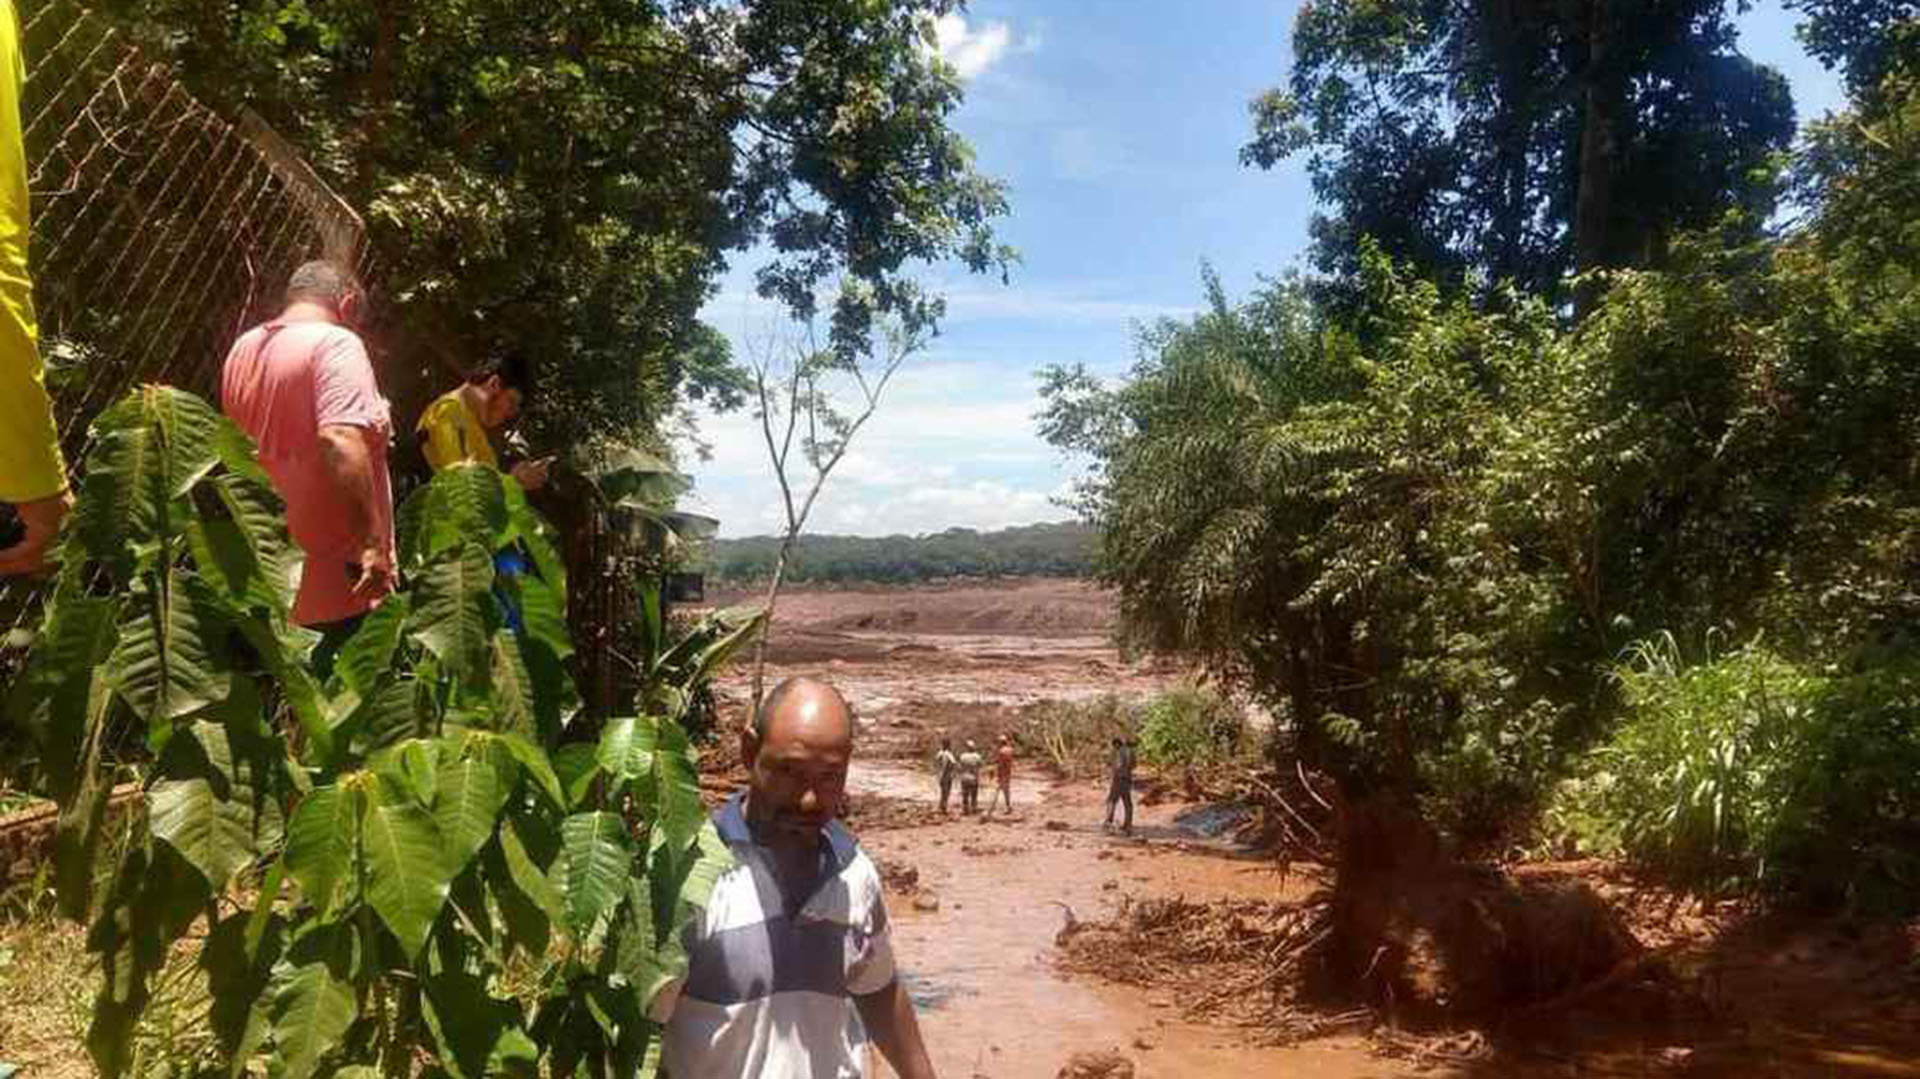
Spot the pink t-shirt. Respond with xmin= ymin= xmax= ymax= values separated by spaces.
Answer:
xmin=220 ymin=319 xmax=394 ymax=627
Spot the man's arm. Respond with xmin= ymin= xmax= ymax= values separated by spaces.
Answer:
xmin=854 ymin=978 xmax=936 ymax=1079
xmin=318 ymin=423 xmax=392 ymax=598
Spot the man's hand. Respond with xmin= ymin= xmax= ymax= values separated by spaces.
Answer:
xmin=509 ymin=457 xmax=552 ymax=491
xmin=0 ymin=489 xmax=73 ymax=576
xmin=351 ymin=541 xmax=395 ymax=601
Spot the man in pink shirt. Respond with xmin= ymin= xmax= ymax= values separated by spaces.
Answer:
xmin=221 ymin=261 xmax=394 ymax=668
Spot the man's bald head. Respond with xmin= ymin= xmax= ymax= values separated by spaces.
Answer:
xmin=743 ymin=677 xmax=855 ymax=845
xmin=751 ymin=677 xmax=855 ymax=747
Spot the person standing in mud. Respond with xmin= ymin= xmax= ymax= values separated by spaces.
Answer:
xmin=957 ymin=740 xmax=984 ymax=815
xmin=653 ymin=677 xmax=938 ymax=1079
xmin=933 ymin=736 xmax=960 ymax=815
xmin=1104 ymin=735 xmax=1136 ymax=834
xmin=990 ymin=734 xmax=1016 ymax=815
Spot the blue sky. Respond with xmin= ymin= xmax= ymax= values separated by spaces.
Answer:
xmin=685 ymin=1 xmax=1848 ymax=539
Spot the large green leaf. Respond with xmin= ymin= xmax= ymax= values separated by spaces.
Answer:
xmin=638 ymin=719 xmax=704 ymax=856
xmin=433 ymin=736 xmax=518 ymax=875
xmin=269 ymin=928 xmax=358 ymax=1079
xmin=209 ymin=469 xmax=298 ymax=612
xmin=409 ymin=543 xmax=496 ymax=685
xmin=146 ymin=384 xmax=223 ymax=498
xmin=490 ymin=632 xmax=538 ymax=736
xmin=331 ymin=591 xmax=412 ymax=695
xmin=15 ymin=590 xmax=127 ymax=921
xmin=658 ymin=606 xmax=768 ymax=692
xmin=597 ymin=716 xmax=657 ymax=782
xmin=210 ymin=409 xmax=276 ymax=490
xmin=360 ymin=784 xmax=455 ymax=959
xmin=201 ymin=912 xmax=283 ymax=1076
xmin=108 ymin=573 xmax=231 ymax=730
xmin=233 ymin=617 xmax=329 ymax=763
xmin=401 ymin=464 xmax=512 ymax=568
xmin=553 ymin=742 xmax=603 ymax=807
xmin=149 ymin=715 xmax=277 ymax=893
xmin=486 ymin=819 xmax=558 ymax=960
xmin=524 ymin=637 xmax=581 ymax=743
xmin=588 ymin=448 xmax=690 ymax=512
xmin=504 ymin=572 xmax=572 ymax=659
xmin=421 ymin=971 xmax=538 ymax=1079
xmin=284 ymin=785 xmax=359 ymax=915
xmin=86 ymin=841 xmax=208 ymax=1078
xmin=75 ymin=395 xmax=166 ymax=571
xmin=6 ymin=587 xmax=117 ymax=777
xmin=499 ymin=733 xmax=567 ymax=810
xmin=342 ymin=676 xmax=422 ymax=757
xmin=186 ymin=516 xmax=271 ymax=612
xmin=501 ymin=811 xmax=566 ymax=927
xmin=559 ymin=812 xmax=634 ymax=936
xmin=636 ymin=822 xmax=734 ymax=1015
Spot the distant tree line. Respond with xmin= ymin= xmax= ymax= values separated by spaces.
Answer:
xmin=706 ymin=522 xmax=1096 ymax=585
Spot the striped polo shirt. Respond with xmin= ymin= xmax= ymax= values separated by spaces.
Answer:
xmin=656 ymin=793 xmax=897 ymax=1079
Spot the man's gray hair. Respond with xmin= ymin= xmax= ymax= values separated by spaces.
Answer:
xmin=285 ymin=260 xmax=356 ymax=312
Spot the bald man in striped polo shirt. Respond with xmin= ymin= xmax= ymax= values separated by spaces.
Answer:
xmin=653 ymin=678 xmax=937 ymax=1079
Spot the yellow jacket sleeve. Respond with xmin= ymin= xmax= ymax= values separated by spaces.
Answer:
xmin=0 ymin=0 xmax=66 ymax=503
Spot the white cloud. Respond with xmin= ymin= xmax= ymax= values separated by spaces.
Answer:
xmin=934 ymin=14 xmax=1035 ymax=81
xmin=941 ymin=283 xmax=1197 ymax=327
xmin=678 ymin=358 xmax=1081 ymax=538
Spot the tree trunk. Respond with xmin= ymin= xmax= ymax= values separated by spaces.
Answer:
xmin=1572 ymin=0 xmax=1622 ymax=319
xmin=748 ymin=530 xmax=799 ymax=715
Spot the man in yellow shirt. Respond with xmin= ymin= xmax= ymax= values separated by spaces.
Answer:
xmin=416 ymin=356 xmax=548 ymax=490
xmin=0 ymin=0 xmax=70 ymax=575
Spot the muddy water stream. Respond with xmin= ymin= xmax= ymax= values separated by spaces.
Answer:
xmin=857 ymin=775 xmax=1399 ymax=1079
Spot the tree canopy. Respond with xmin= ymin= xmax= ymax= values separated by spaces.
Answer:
xmin=1045 ymin=10 xmax=1920 ymax=950
xmin=1245 ymin=0 xmax=1796 ymax=305
xmin=105 ymin=0 xmax=1015 ymax=445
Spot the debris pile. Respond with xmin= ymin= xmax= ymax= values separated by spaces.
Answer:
xmin=1057 ymin=894 xmax=1366 ymax=1043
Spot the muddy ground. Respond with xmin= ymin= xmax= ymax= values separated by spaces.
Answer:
xmin=712 ymin=580 xmax=1920 ymax=1079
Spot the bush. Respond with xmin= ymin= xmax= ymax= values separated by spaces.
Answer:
xmin=1017 ymin=686 xmax=1249 ymax=778
xmin=1547 ymin=635 xmax=1920 ymax=909
xmin=1135 ymin=685 xmax=1245 ymax=769
xmin=1019 ymin=695 xmax=1132 ymax=778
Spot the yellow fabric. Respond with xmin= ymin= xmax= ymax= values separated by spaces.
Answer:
xmin=0 ymin=0 xmax=66 ymax=503
xmin=417 ymin=387 xmax=497 ymax=471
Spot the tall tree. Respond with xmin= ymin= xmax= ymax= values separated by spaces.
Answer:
xmin=1245 ymin=0 xmax=1795 ymax=309
xmin=102 ymin=0 xmax=1014 ymax=444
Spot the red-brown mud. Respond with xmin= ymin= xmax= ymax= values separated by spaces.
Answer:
xmin=711 ymin=582 xmax=1920 ymax=1079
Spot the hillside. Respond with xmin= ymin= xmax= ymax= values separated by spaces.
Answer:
xmin=704 ymin=521 xmax=1097 ymax=585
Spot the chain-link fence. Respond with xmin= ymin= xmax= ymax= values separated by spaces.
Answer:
xmin=0 ymin=0 xmax=369 ymax=655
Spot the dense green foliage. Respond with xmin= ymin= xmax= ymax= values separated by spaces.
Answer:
xmin=1544 ymin=639 xmax=1920 ymax=909
xmin=102 ymin=0 xmax=1013 ymax=443
xmin=707 ymin=522 xmax=1096 ymax=584
xmin=1245 ymin=0 xmax=1795 ymax=303
xmin=1045 ymin=27 xmax=1920 ymax=908
xmin=1133 ymin=687 xmax=1247 ymax=772
xmin=1014 ymin=687 xmax=1249 ymax=779
xmin=8 ymin=388 xmax=765 ymax=1078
